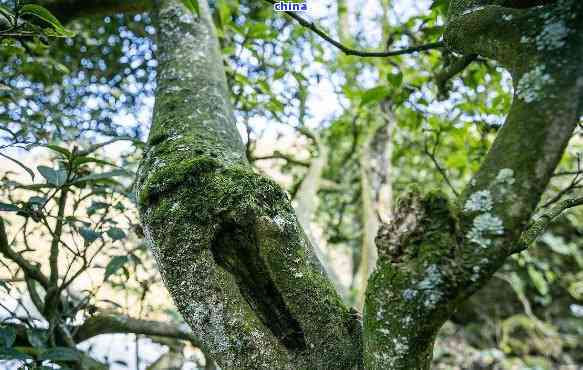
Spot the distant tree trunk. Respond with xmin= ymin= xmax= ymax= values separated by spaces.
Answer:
xmin=132 ymin=0 xmax=583 ymax=369
xmin=351 ymin=0 xmax=395 ymax=309
xmin=293 ymin=135 xmax=348 ymax=297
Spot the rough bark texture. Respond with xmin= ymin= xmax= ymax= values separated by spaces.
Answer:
xmin=130 ymin=0 xmax=583 ymax=369
xmin=136 ymin=1 xmax=361 ymax=368
xmin=362 ymin=1 xmax=583 ymax=368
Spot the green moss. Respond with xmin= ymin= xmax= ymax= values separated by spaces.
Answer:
xmin=138 ymin=156 xmax=221 ymax=207
xmin=138 ymin=154 xmax=362 ymax=368
xmin=363 ymin=190 xmax=464 ymax=369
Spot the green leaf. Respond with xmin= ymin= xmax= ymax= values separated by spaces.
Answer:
xmin=39 ymin=347 xmax=82 ymax=362
xmin=106 ymin=227 xmax=126 ymax=241
xmin=104 ymin=255 xmax=129 ymax=281
xmin=28 ymin=196 xmax=47 ymax=206
xmin=0 ymin=202 xmax=19 ymax=212
xmin=19 ymin=4 xmax=76 ymax=37
xmin=26 ymin=328 xmax=48 ymax=349
xmin=0 ymin=5 xmax=15 ymax=26
xmin=45 ymin=144 xmax=71 ymax=159
xmin=72 ymin=156 xmax=116 ymax=168
xmin=79 ymin=227 xmax=100 ymax=243
xmin=360 ymin=86 xmax=391 ymax=107
xmin=528 ymin=266 xmax=549 ymax=296
xmin=87 ymin=201 xmax=109 ymax=216
xmin=422 ymin=26 xmax=445 ymax=38
xmin=430 ymin=0 xmax=449 ymax=10
xmin=37 ymin=166 xmax=67 ymax=186
xmin=72 ymin=169 xmax=126 ymax=184
xmin=180 ymin=0 xmax=199 ymax=15
xmin=0 ymin=348 xmax=33 ymax=361
xmin=387 ymin=70 xmax=403 ymax=88
xmin=0 ymin=326 xmax=16 ymax=348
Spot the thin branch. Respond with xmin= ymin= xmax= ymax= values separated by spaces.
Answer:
xmin=517 ymin=196 xmax=583 ymax=251
xmin=74 ymin=314 xmax=201 ymax=347
xmin=0 ymin=216 xmax=49 ymax=289
xmin=251 ymin=151 xmax=310 ymax=167
xmin=48 ymin=187 xmax=69 ymax=289
xmin=542 ymin=154 xmax=582 ymax=208
xmin=434 ymin=54 xmax=478 ymax=99
xmin=263 ymin=0 xmax=444 ymax=58
xmin=77 ymin=136 xmax=141 ymax=156
xmin=423 ymin=131 xmax=460 ymax=197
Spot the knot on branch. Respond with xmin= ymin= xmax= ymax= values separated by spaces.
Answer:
xmin=376 ymin=193 xmax=425 ymax=263
xmin=376 ymin=191 xmax=455 ymax=264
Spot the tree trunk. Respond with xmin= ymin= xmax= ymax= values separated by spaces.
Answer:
xmin=136 ymin=1 xmax=361 ymax=368
xmin=363 ymin=1 xmax=583 ymax=368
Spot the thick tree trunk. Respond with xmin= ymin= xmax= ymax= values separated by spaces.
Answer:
xmin=136 ymin=1 xmax=361 ymax=368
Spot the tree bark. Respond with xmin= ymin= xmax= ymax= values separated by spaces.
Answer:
xmin=136 ymin=1 xmax=361 ymax=368
xmin=363 ymin=1 xmax=583 ymax=368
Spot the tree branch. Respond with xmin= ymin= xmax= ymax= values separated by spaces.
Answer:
xmin=517 ymin=195 xmax=583 ymax=251
xmin=250 ymin=151 xmax=310 ymax=167
xmin=34 ymin=0 xmax=153 ymax=23
xmin=434 ymin=54 xmax=478 ymax=99
xmin=262 ymin=0 xmax=444 ymax=58
xmin=0 ymin=216 xmax=49 ymax=289
xmin=74 ymin=314 xmax=201 ymax=346
xmin=11 ymin=313 xmax=201 ymax=348
xmin=136 ymin=1 xmax=361 ymax=368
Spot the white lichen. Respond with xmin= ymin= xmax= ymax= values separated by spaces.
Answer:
xmin=393 ymin=338 xmax=409 ymax=353
xmin=536 ymin=16 xmax=569 ymax=51
xmin=470 ymin=265 xmax=481 ymax=282
xmin=516 ymin=65 xmax=554 ymax=103
xmin=460 ymin=6 xmax=486 ymax=16
xmin=417 ymin=265 xmax=444 ymax=308
xmin=496 ymin=168 xmax=515 ymax=185
xmin=464 ymin=190 xmax=493 ymax=212
xmin=494 ymin=168 xmax=516 ymax=198
xmin=377 ymin=328 xmax=391 ymax=336
xmin=402 ymin=289 xmax=418 ymax=301
xmin=467 ymin=213 xmax=504 ymax=248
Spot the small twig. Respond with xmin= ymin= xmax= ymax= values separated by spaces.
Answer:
xmin=542 ymin=153 xmax=582 ymax=208
xmin=263 ymin=0 xmax=444 ymax=58
xmin=251 ymin=151 xmax=310 ymax=167
xmin=423 ymin=131 xmax=460 ymax=197
xmin=434 ymin=54 xmax=478 ymax=99
xmin=0 ymin=216 xmax=49 ymax=289
xmin=518 ymin=195 xmax=583 ymax=251
xmin=77 ymin=136 xmax=140 ymax=156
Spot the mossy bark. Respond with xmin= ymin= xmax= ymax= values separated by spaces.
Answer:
xmin=136 ymin=1 xmax=361 ymax=368
xmin=362 ymin=1 xmax=583 ymax=369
